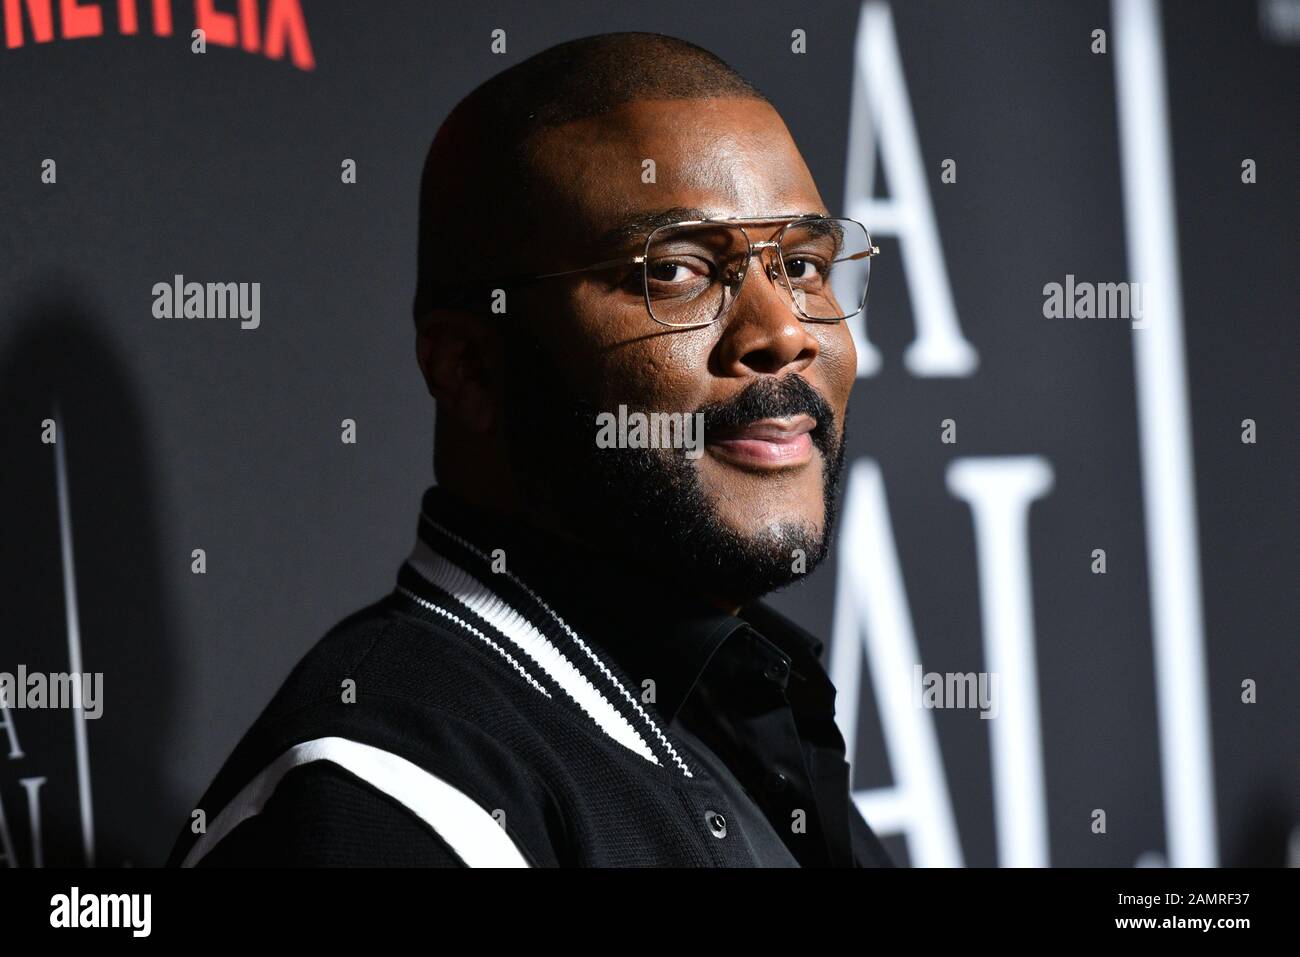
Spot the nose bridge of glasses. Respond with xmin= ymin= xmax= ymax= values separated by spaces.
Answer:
xmin=750 ymin=239 xmax=790 ymax=287
xmin=720 ymin=238 xmax=787 ymax=291
xmin=724 ymin=248 xmax=802 ymax=334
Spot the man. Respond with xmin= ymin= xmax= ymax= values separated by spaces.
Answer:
xmin=168 ymin=32 xmax=892 ymax=867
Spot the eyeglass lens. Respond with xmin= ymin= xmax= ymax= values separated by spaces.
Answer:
xmin=642 ymin=218 xmax=872 ymax=327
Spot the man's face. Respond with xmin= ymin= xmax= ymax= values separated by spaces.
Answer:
xmin=503 ymin=97 xmax=857 ymax=604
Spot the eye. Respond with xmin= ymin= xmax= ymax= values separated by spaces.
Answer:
xmin=649 ymin=262 xmax=690 ymax=282
xmin=783 ymin=257 xmax=823 ymax=281
xmin=645 ymin=256 xmax=714 ymax=287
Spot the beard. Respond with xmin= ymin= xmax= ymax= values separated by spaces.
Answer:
xmin=502 ymin=332 xmax=848 ymax=605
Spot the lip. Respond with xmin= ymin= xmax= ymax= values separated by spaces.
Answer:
xmin=706 ymin=415 xmax=817 ymax=471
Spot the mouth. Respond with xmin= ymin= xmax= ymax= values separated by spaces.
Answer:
xmin=705 ymin=414 xmax=817 ymax=471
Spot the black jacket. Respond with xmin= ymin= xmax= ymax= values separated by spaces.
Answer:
xmin=167 ymin=488 xmax=894 ymax=867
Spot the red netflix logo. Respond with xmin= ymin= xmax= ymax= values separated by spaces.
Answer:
xmin=3 ymin=0 xmax=315 ymax=70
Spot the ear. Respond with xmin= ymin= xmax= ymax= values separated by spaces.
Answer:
xmin=416 ymin=311 xmax=501 ymax=434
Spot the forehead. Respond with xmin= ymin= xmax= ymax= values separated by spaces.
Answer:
xmin=525 ymin=97 xmax=827 ymax=253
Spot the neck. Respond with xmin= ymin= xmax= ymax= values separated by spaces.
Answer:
xmin=429 ymin=485 xmax=745 ymax=617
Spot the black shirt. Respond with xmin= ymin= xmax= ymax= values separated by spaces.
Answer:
xmin=434 ymin=489 xmax=879 ymax=867
xmin=169 ymin=486 xmax=894 ymax=868
xmin=669 ymin=720 xmax=798 ymax=866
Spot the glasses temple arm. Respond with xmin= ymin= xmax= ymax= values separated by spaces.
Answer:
xmin=532 ymin=255 xmax=646 ymax=280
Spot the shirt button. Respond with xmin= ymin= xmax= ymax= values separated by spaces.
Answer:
xmin=704 ymin=810 xmax=727 ymax=839
xmin=763 ymin=770 xmax=789 ymax=793
xmin=763 ymin=659 xmax=789 ymax=684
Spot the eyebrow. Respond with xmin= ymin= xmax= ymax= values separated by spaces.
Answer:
xmin=593 ymin=206 xmax=711 ymax=250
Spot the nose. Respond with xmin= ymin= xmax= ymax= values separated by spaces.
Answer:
xmin=711 ymin=247 xmax=821 ymax=377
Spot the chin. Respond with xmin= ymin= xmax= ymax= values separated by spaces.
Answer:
xmin=702 ymin=517 xmax=829 ymax=598
xmin=719 ymin=508 xmax=825 ymax=544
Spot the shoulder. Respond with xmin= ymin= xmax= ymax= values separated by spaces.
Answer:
xmin=192 ymin=760 xmax=468 ymax=867
xmin=168 ymin=595 xmax=568 ymax=867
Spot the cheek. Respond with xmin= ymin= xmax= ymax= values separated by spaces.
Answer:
xmin=813 ymin=324 xmax=857 ymax=413
xmin=567 ymin=287 xmax=718 ymax=411
xmin=613 ymin=338 xmax=716 ymax=413
xmin=837 ymin=325 xmax=859 ymax=380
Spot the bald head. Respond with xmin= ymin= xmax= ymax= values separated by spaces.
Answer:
xmin=412 ymin=32 xmax=770 ymax=321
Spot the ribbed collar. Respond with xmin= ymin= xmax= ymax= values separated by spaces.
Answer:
xmin=410 ymin=485 xmax=825 ymax=725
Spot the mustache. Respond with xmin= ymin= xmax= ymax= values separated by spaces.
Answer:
xmin=695 ymin=375 xmax=838 ymax=457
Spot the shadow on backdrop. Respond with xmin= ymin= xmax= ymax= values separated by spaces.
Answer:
xmin=0 ymin=290 xmax=183 ymax=867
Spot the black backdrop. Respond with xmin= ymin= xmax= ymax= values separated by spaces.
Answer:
xmin=1 ymin=0 xmax=1295 ymax=868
